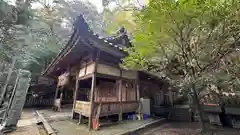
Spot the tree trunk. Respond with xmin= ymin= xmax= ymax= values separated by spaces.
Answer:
xmin=192 ymin=83 xmax=207 ymax=132
xmin=189 ymin=64 xmax=207 ymax=132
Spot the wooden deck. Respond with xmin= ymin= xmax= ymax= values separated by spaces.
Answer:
xmin=74 ymin=100 xmax=138 ymax=117
xmin=75 ymin=101 xmax=91 ymax=117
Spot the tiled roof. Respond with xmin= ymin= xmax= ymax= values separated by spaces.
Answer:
xmin=75 ymin=14 xmax=131 ymax=51
xmin=42 ymin=14 xmax=131 ymax=76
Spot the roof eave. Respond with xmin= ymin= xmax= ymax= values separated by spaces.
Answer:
xmin=41 ymin=28 xmax=78 ymax=76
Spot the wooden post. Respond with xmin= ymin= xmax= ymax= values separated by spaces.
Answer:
xmin=136 ymin=82 xmax=140 ymax=101
xmin=118 ymin=70 xmax=123 ymax=121
xmin=77 ymin=113 xmax=83 ymax=125
xmin=88 ymin=50 xmax=100 ymax=130
xmin=136 ymin=75 xmax=142 ymax=120
xmin=53 ymin=86 xmax=59 ymax=110
xmin=54 ymin=87 xmax=59 ymax=102
xmin=88 ymin=74 xmax=96 ymax=130
xmin=72 ymin=79 xmax=79 ymax=119
xmin=168 ymin=90 xmax=173 ymax=106
xmin=58 ymin=87 xmax=64 ymax=112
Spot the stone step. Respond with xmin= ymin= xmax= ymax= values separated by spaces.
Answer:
xmin=117 ymin=118 xmax=166 ymax=135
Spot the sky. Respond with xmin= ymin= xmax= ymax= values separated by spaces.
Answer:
xmin=87 ymin=0 xmax=104 ymax=12
xmin=26 ymin=0 xmax=104 ymax=12
xmin=6 ymin=0 xmax=105 ymax=11
xmin=5 ymin=0 xmax=147 ymax=12
xmin=87 ymin=0 xmax=147 ymax=12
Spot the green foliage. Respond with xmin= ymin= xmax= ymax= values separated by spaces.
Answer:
xmin=124 ymin=0 xmax=240 ymax=93
xmin=54 ymin=0 xmax=108 ymax=36
xmin=0 ymin=0 xmax=36 ymax=64
xmin=103 ymin=9 xmax=136 ymax=34
xmin=102 ymin=0 xmax=146 ymax=33
xmin=1 ymin=0 xmax=108 ymax=75
xmin=124 ymin=1 xmax=240 ymax=129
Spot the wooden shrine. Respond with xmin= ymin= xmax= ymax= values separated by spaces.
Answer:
xmin=42 ymin=15 xmax=172 ymax=130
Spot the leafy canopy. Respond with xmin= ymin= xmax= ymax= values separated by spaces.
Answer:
xmin=124 ymin=0 xmax=240 ymax=92
xmin=1 ymin=0 xmax=108 ymax=74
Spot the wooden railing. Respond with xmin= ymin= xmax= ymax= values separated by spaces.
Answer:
xmin=122 ymin=101 xmax=138 ymax=113
xmin=77 ymin=62 xmax=138 ymax=80
xmin=75 ymin=101 xmax=91 ymax=117
xmin=95 ymin=101 xmax=138 ymax=116
xmin=74 ymin=100 xmax=139 ymax=117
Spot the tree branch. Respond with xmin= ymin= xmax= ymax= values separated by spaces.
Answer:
xmin=201 ymin=37 xmax=240 ymax=72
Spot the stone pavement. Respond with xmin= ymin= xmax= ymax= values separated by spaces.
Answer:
xmin=7 ymin=109 xmax=41 ymax=135
xmin=140 ymin=122 xmax=240 ymax=135
xmin=49 ymin=118 xmax=165 ymax=135
xmin=37 ymin=108 xmax=72 ymax=123
xmin=36 ymin=107 xmax=166 ymax=135
xmin=9 ymin=107 xmax=165 ymax=135
xmin=8 ymin=125 xmax=40 ymax=135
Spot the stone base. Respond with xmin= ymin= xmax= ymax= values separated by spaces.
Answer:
xmin=208 ymin=114 xmax=222 ymax=126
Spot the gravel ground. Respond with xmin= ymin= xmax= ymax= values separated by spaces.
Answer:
xmin=141 ymin=122 xmax=240 ymax=135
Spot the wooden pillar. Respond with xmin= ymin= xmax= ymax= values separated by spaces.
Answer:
xmin=88 ymin=74 xmax=96 ymax=130
xmin=54 ymin=87 xmax=59 ymax=102
xmin=88 ymin=50 xmax=100 ymax=130
xmin=59 ymin=87 xmax=64 ymax=111
xmin=72 ymin=79 xmax=79 ymax=119
xmin=53 ymin=86 xmax=59 ymax=111
xmin=118 ymin=70 xmax=123 ymax=121
xmin=136 ymin=73 xmax=140 ymax=100
xmin=136 ymin=75 xmax=142 ymax=119
xmin=136 ymin=77 xmax=140 ymax=101
xmin=136 ymin=83 xmax=140 ymax=101
xmin=169 ymin=90 xmax=173 ymax=106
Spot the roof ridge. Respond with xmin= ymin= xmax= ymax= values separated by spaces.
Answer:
xmin=76 ymin=14 xmax=131 ymax=49
xmin=42 ymin=14 xmax=131 ymax=76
